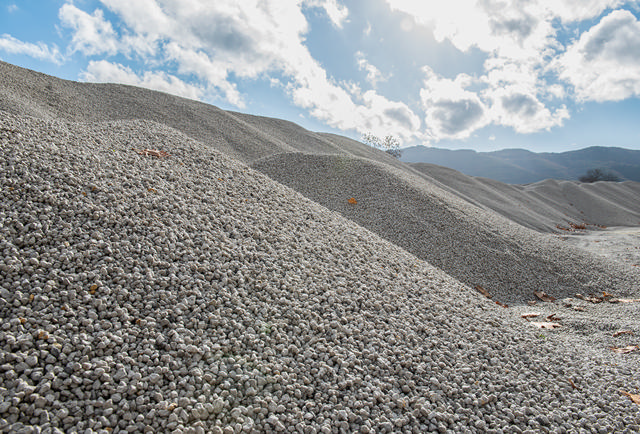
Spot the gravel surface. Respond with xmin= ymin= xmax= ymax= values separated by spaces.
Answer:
xmin=2 ymin=60 xmax=639 ymax=305
xmin=253 ymin=153 xmax=640 ymax=306
xmin=1 ymin=111 xmax=640 ymax=434
xmin=1 ymin=61 xmax=640 ymax=433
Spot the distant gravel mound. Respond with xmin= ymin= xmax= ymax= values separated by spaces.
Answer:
xmin=409 ymin=163 xmax=640 ymax=232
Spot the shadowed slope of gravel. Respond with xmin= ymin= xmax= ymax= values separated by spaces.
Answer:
xmin=253 ymin=153 xmax=640 ymax=305
xmin=2 ymin=112 xmax=640 ymax=433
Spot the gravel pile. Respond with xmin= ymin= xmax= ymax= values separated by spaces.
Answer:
xmin=253 ymin=153 xmax=640 ymax=305
xmin=2 ymin=112 xmax=640 ymax=433
xmin=3 ymin=62 xmax=638 ymax=309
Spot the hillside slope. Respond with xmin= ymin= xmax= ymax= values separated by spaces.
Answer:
xmin=1 ymin=61 xmax=639 ymax=306
xmin=2 ymin=107 xmax=639 ymax=432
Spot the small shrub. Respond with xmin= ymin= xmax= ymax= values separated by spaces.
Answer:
xmin=362 ymin=133 xmax=401 ymax=158
xmin=579 ymin=168 xmax=621 ymax=183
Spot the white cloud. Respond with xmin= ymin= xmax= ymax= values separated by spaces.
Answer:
xmin=420 ymin=67 xmax=488 ymax=140
xmin=288 ymin=58 xmax=420 ymax=140
xmin=364 ymin=22 xmax=372 ymax=36
xmin=0 ymin=34 xmax=63 ymax=64
xmin=303 ymin=0 xmax=349 ymax=28
xmin=418 ymin=62 xmax=568 ymax=140
xmin=81 ymin=60 xmax=205 ymax=101
xmin=487 ymin=88 xmax=569 ymax=133
xmin=7 ymin=4 xmax=18 ymax=13
xmin=555 ymin=9 xmax=640 ymax=102
xmin=355 ymin=51 xmax=387 ymax=87
xmin=385 ymin=0 xmax=623 ymax=56
xmin=387 ymin=0 xmax=606 ymax=139
xmin=59 ymin=4 xmax=119 ymax=56
xmin=59 ymin=0 xmax=419 ymax=141
xmin=537 ymin=0 xmax=625 ymax=22
xmin=481 ymin=57 xmax=569 ymax=133
xmin=385 ymin=0 xmax=553 ymax=58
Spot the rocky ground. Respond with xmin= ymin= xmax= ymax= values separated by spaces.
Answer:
xmin=1 ymin=111 xmax=640 ymax=433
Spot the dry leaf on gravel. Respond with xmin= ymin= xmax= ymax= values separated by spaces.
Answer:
xmin=610 ymin=345 xmax=640 ymax=354
xmin=575 ymin=293 xmax=604 ymax=303
xmin=347 ymin=197 xmax=358 ymax=205
xmin=546 ymin=314 xmax=561 ymax=322
xmin=534 ymin=291 xmax=556 ymax=302
xmin=475 ymin=285 xmax=491 ymax=298
xmin=621 ymin=390 xmax=640 ymax=405
xmin=612 ymin=330 xmax=634 ymax=337
xmin=495 ymin=301 xmax=508 ymax=308
xmin=530 ymin=322 xmax=561 ymax=329
xmin=620 ymin=390 xmax=640 ymax=405
xmin=521 ymin=312 xmax=541 ymax=319
xmin=616 ymin=298 xmax=640 ymax=303
xmin=133 ymin=148 xmax=169 ymax=158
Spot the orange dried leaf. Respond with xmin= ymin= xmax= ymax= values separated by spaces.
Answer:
xmin=621 ymin=390 xmax=640 ymax=405
xmin=534 ymin=291 xmax=556 ymax=302
xmin=495 ymin=300 xmax=508 ymax=308
xmin=530 ymin=321 xmax=561 ymax=329
xmin=521 ymin=312 xmax=541 ymax=319
xmin=347 ymin=197 xmax=358 ymax=205
xmin=475 ymin=285 xmax=491 ymax=298
xmin=612 ymin=330 xmax=633 ymax=337
xmin=610 ymin=345 xmax=640 ymax=354
xmin=29 ymin=294 xmax=34 ymax=302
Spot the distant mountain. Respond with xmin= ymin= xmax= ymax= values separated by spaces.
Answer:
xmin=400 ymin=145 xmax=640 ymax=184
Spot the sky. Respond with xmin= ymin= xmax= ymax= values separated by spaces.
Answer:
xmin=1 ymin=0 xmax=640 ymax=153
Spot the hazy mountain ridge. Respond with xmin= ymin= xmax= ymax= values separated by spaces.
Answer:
xmin=401 ymin=145 xmax=640 ymax=184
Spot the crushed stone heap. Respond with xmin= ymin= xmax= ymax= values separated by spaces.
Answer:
xmin=1 ymin=112 xmax=639 ymax=433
